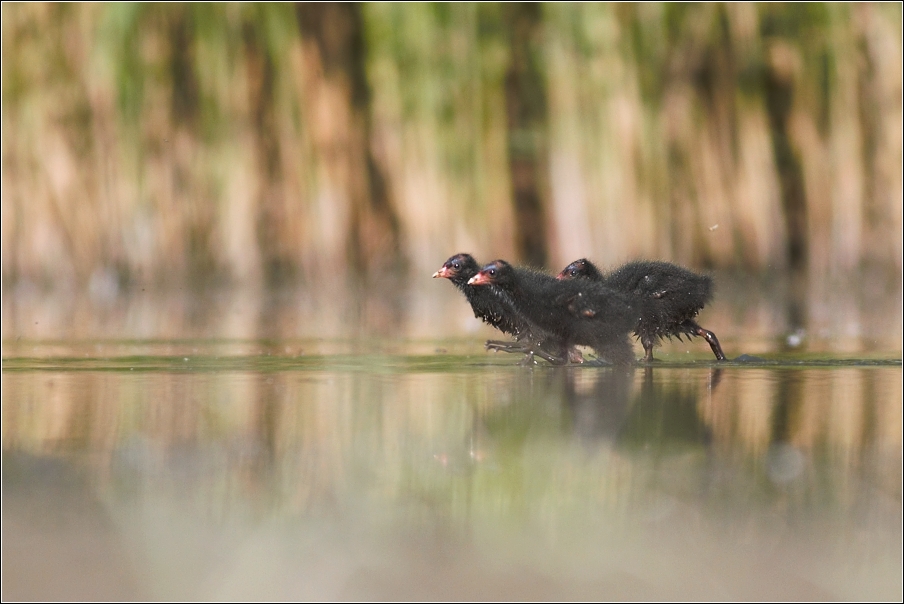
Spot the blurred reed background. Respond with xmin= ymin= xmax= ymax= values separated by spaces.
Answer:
xmin=2 ymin=3 xmax=901 ymax=295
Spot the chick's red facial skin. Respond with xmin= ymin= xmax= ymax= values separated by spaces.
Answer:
xmin=433 ymin=253 xmax=479 ymax=282
xmin=467 ymin=271 xmax=493 ymax=286
xmin=468 ymin=260 xmax=509 ymax=286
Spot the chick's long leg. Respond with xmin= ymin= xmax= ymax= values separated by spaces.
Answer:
xmin=685 ymin=320 xmax=726 ymax=361
xmin=640 ymin=335 xmax=656 ymax=363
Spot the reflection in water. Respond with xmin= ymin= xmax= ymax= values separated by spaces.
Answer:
xmin=623 ymin=367 xmax=716 ymax=449
xmin=1 ymin=359 xmax=902 ymax=599
xmin=769 ymin=369 xmax=809 ymax=486
xmin=562 ymin=367 xmax=636 ymax=445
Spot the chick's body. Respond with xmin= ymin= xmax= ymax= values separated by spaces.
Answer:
xmin=469 ymin=260 xmax=638 ymax=366
xmin=558 ymin=258 xmax=726 ymax=362
xmin=434 ymin=253 xmax=569 ymax=364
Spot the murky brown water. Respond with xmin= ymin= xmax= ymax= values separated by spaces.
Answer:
xmin=2 ymin=277 xmax=902 ymax=600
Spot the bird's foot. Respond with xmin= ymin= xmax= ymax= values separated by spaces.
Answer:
xmin=485 ymin=340 xmax=529 ymax=354
xmin=695 ymin=328 xmax=727 ymax=361
xmin=518 ymin=353 xmax=539 ymax=366
xmin=532 ymin=348 xmax=567 ymax=365
xmin=486 ymin=340 xmax=566 ymax=365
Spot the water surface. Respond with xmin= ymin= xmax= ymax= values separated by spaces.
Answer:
xmin=2 ymin=339 xmax=901 ymax=600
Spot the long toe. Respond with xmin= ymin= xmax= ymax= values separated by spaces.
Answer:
xmin=486 ymin=340 xmax=528 ymax=353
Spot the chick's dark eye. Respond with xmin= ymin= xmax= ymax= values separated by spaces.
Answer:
xmin=452 ymin=262 xmax=460 ymax=269
xmin=488 ymin=269 xmax=496 ymax=277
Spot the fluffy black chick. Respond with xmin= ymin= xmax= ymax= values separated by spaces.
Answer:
xmin=468 ymin=260 xmax=638 ymax=366
xmin=557 ymin=258 xmax=726 ymax=362
xmin=433 ymin=253 xmax=567 ymax=364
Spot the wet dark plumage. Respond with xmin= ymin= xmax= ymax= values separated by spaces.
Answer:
xmin=433 ymin=253 xmax=527 ymax=338
xmin=557 ymin=258 xmax=726 ymax=362
xmin=469 ymin=260 xmax=638 ymax=366
xmin=433 ymin=253 xmax=568 ymax=364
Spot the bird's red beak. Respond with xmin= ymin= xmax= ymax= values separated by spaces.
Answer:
xmin=467 ymin=272 xmax=491 ymax=286
xmin=555 ymin=271 xmax=567 ymax=281
xmin=432 ymin=266 xmax=450 ymax=279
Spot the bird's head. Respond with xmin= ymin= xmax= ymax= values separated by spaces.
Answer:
xmin=467 ymin=260 xmax=511 ymax=286
xmin=557 ymin=258 xmax=600 ymax=281
xmin=433 ymin=253 xmax=478 ymax=281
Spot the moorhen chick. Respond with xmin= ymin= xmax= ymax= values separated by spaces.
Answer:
xmin=468 ymin=260 xmax=638 ymax=366
xmin=433 ymin=253 xmax=568 ymax=364
xmin=557 ymin=258 xmax=726 ymax=362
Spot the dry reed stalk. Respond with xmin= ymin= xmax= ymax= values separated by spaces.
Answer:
xmin=1 ymin=3 xmax=901 ymax=289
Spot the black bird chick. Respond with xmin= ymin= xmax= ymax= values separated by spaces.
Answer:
xmin=433 ymin=253 xmax=567 ymax=364
xmin=558 ymin=258 xmax=727 ymax=362
xmin=468 ymin=260 xmax=638 ymax=366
